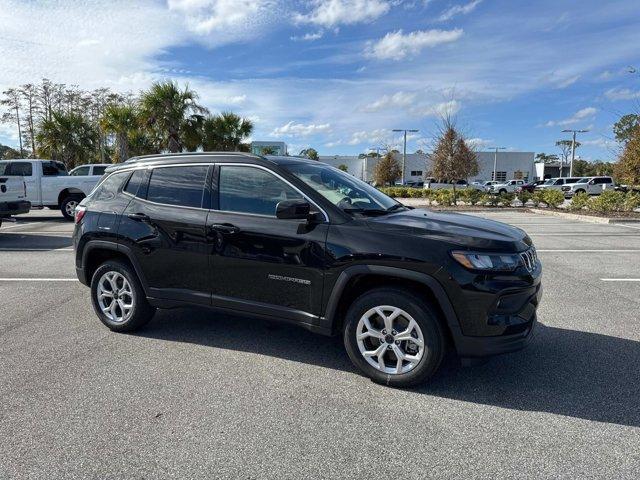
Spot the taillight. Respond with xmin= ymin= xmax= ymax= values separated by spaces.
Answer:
xmin=75 ymin=206 xmax=87 ymax=224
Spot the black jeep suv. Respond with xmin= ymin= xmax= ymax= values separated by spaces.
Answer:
xmin=73 ymin=153 xmax=542 ymax=387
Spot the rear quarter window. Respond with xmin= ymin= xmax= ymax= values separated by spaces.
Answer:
xmin=91 ymin=171 xmax=131 ymax=201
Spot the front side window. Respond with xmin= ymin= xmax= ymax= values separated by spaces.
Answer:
xmin=219 ymin=166 xmax=303 ymax=216
xmin=146 ymin=166 xmax=208 ymax=208
xmin=284 ymin=162 xmax=398 ymax=213
xmin=42 ymin=161 xmax=67 ymax=176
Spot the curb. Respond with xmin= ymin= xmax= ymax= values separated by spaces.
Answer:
xmin=528 ymin=208 xmax=640 ymax=224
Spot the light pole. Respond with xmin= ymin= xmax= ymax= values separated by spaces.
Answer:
xmin=561 ymin=129 xmax=588 ymax=177
xmin=392 ymin=129 xmax=418 ymax=184
xmin=489 ymin=146 xmax=506 ymax=181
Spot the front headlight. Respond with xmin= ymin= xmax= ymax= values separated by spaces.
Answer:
xmin=451 ymin=251 xmax=521 ymax=271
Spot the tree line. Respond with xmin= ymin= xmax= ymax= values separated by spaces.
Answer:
xmin=0 ymin=78 xmax=254 ymax=168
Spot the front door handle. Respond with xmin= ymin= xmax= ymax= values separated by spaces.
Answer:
xmin=128 ymin=212 xmax=151 ymax=223
xmin=209 ymin=223 xmax=240 ymax=234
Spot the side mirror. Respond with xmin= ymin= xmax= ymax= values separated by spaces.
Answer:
xmin=589 ymin=180 xmax=595 ymax=185
xmin=276 ymin=199 xmax=311 ymax=220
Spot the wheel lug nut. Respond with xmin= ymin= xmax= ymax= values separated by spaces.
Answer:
xmin=395 ymin=340 xmax=400 ymax=345
xmin=392 ymin=330 xmax=397 ymax=335
xmin=381 ymin=329 xmax=387 ymax=335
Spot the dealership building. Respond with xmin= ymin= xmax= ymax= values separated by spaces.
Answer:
xmin=319 ymin=151 xmax=537 ymax=184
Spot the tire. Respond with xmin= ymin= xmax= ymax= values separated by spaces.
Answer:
xmin=576 ymin=189 xmax=586 ymax=195
xmin=61 ymin=196 xmax=82 ymax=221
xmin=499 ymin=189 xmax=507 ymax=194
xmin=343 ymin=288 xmax=445 ymax=387
xmin=90 ymin=260 xmax=156 ymax=332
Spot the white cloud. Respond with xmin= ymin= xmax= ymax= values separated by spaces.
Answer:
xmin=347 ymin=128 xmax=390 ymax=145
xmin=545 ymin=107 xmax=597 ymax=127
xmin=366 ymin=29 xmax=463 ymax=60
xmin=409 ymin=99 xmax=461 ymax=117
xmin=168 ymin=0 xmax=281 ymax=45
xmin=467 ymin=137 xmax=493 ymax=149
xmin=272 ymin=121 xmax=332 ymax=137
xmin=604 ymin=87 xmax=640 ymax=100
xmin=555 ymin=74 xmax=580 ymax=89
xmin=582 ymin=138 xmax=616 ymax=149
xmin=290 ymin=31 xmax=324 ymax=41
xmin=438 ymin=0 xmax=482 ymax=22
xmin=294 ymin=0 xmax=390 ymax=27
xmin=362 ymin=91 xmax=417 ymax=111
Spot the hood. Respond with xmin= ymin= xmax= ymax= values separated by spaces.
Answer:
xmin=366 ymin=208 xmax=532 ymax=251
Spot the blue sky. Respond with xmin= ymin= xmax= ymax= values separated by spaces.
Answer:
xmin=1 ymin=0 xmax=639 ymax=160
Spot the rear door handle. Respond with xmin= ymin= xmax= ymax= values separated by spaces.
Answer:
xmin=127 ymin=212 xmax=151 ymax=222
xmin=209 ymin=223 xmax=240 ymax=234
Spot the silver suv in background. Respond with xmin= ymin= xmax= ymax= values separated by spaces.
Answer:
xmin=562 ymin=176 xmax=616 ymax=197
xmin=536 ymin=177 xmax=583 ymax=192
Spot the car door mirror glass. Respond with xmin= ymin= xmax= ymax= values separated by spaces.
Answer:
xmin=276 ymin=199 xmax=310 ymax=220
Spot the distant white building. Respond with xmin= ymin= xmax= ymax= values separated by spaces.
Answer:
xmin=319 ymin=151 xmax=536 ymax=183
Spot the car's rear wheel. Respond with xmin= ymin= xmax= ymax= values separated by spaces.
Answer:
xmin=90 ymin=260 xmax=155 ymax=332
xmin=499 ymin=188 xmax=507 ymax=194
xmin=575 ymin=189 xmax=586 ymax=194
xmin=61 ymin=196 xmax=82 ymax=221
xmin=343 ymin=288 xmax=445 ymax=387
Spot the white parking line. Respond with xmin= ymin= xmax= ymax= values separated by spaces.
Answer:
xmin=0 ymin=278 xmax=78 ymax=282
xmin=0 ymin=248 xmax=73 ymax=252
xmin=601 ymin=278 xmax=640 ymax=282
xmin=0 ymin=231 xmax=72 ymax=235
xmin=616 ymin=223 xmax=640 ymax=231
xmin=0 ymin=222 xmax=37 ymax=230
xmin=537 ymin=249 xmax=640 ymax=252
xmin=529 ymin=233 xmax=639 ymax=236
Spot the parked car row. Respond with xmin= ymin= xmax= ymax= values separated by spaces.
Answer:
xmin=0 ymin=160 xmax=110 ymax=220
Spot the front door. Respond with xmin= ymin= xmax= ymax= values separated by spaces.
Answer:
xmin=207 ymin=164 xmax=328 ymax=320
xmin=121 ymin=164 xmax=211 ymax=305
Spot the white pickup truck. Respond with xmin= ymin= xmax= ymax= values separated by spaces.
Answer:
xmin=488 ymin=179 xmax=525 ymax=194
xmin=0 ymin=169 xmax=30 ymax=228
xmin=0 ymin=160 xmax=102 ymax=220
xmin=561 ymin=176 xmax=617 ymax=197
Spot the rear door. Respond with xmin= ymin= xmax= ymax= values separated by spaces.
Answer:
xmin=121 ymin=164 xmax=211 ymax=305
xmin=206 ymin=164 xmax=328 ymax=319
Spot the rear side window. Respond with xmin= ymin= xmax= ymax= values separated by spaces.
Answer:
xmin=146 ymin=166 xmax=208 ymax=208
xmin=219 ymin=165 xmax=303 ymax=216
xmin=92 ymin=172 xmax=131 ymax=201
xmin=42 ymin=161 xmax=67 ymax=176
xmin=93 ymin=166 xmax=108 ymax=176
xmin=70 ymin=166 xmax=90 ymax=176
xmin=2 ymin=162 xmax=33 ymax=176
xmin=123 ymin=169 xmax=146 ymax=197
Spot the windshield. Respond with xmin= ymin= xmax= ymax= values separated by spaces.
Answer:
xmin=543 ymin=178 xmax=556 ymax=185
xmin=576 ymin=178 xmax=589 ymax=183
xmin=284 ymin=162 xmax=400 ymax=213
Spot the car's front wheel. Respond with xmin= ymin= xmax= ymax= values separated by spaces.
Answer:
xmin=90 ymin=260 xmax=156 ymax=332
xmin=343 ymin=288 xmax=445 ymax=387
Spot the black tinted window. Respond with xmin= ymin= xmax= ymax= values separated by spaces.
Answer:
xmin=93 ymin=172 xmax=130 ymax=201
xmin=3 ymin=162 xmax=33 ymax=176
xmin=123 ymin=169 xmax=146 ymax=196
xmin=219 ymin=166 xmax=303 ymax=216
xmin=93 ymin=166 xmax=108 ymax=176
xmin=71 ymin=166 xmax=90 ymax=176
xmin=42 ymin=161 xmax=67 ymax=176
xmin=147 ymin=166 xmax=207 ymax=208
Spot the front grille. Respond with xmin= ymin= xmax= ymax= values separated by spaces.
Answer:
xmin=519 ymin=247 xmax=537 ymax=273
xmin=561 ymin=186 xmax=571 ymax=191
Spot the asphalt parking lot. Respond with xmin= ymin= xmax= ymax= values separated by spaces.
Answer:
xmin=1 ymin=209 xmax=639 ymax=479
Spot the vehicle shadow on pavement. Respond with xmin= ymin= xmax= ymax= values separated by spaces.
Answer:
xmin=138 ymin=311 xmax=640 ymax=428
xmin=425 ymin=323 xmax=640 ymax=428
xmin=0 ymin=234 xmax=72 ymax=250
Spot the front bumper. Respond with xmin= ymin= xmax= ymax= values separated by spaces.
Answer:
xmin=0 ymin=200 xmax=30 ymax=217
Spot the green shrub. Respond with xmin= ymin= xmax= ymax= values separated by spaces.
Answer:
xmin=542 ymin=189 xmax=564 ymax=208
xmin=589 ymin=190 xmax=626 ymax=213
xmin=465 ymin=188 xmax=483 ymax=205
xmin=531 ymin=190 xmax=545 ymax=207
xmin=409 ymin=188 xmax=424 ymax=198
xmin=498 ymin=192 xmax=515 ymax=207
xmin=622 ymin=192 xmax=640 ymax=212
xmin=482 ymin=193 xmax=500 ymax=207
xmin=433 ymin=188 xmax=454 ymax=206
xmin=568 ymin=192 xmax=589 ymax=211
xmin=516 ymin=190 xmax=531 ymax=206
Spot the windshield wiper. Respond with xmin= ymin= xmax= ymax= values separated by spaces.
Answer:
xmin=342 ymin=207 xmax=389 ymax=216
xmin=386 ymin=204 xmax=405 ymax=212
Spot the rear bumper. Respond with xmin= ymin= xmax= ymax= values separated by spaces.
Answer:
xmin=0 ymin=200 xmax=30 ymax=217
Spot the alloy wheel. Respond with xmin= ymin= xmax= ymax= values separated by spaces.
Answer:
xmin=97 ymin=271 xmax=135 ymax=323
xmin=356 ymin=306 xmax=425 ymax=375
xmin=65 ymin=200 xmax=78 ymax=217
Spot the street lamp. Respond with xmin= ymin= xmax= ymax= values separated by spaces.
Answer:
xmin=392 ymin=129 xmax=419 ymax=184
xmin=489 ymin=147 xmax=506 ymax=181
xmin=561 ymin=129 xmax=588 ymax=177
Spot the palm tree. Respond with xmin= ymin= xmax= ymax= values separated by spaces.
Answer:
xmin=202 ymin=112 xmax=253 ymax=151
xmin=139 ymin=81 xmax=207 ymax=153
xmin=260 ymin=146 xmax=276 ymax=155
xmin=100 ymin=103 xmax=137 ymax=162
xmin=36 ymin=111 xmax=98 ymax=168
